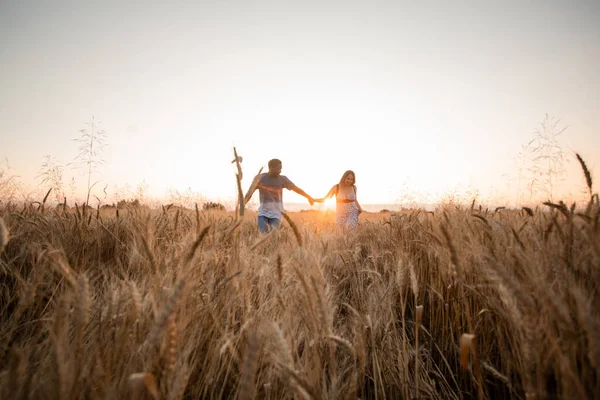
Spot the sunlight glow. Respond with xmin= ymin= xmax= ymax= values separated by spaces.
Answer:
xmin=324 ymin=197 xmax=336 ymax=211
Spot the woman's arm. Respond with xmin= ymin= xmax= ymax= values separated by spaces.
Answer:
xmin=313 ymin=185 xmax=337 ymax=203
xmin=356 ymin=201 xmax=365 ymax=213
xmin=354 ymin=186 xmax=365 ymax=213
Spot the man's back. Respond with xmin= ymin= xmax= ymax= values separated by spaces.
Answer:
xmin=256 ymin=173 xmax=295 ymax=218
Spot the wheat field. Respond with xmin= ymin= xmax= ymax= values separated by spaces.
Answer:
xmin=0 ymin=198 xmax=599 ymax=399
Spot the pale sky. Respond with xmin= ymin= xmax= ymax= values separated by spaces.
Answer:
xmin=1 ymin=0 xmax=599 ymax=207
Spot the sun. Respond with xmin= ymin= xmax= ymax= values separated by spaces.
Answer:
xmin=324 ymin=197 xmax=336 ymax=211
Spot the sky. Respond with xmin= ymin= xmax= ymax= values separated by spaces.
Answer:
xmin=1 ymin=0 xmax=599 ymax=208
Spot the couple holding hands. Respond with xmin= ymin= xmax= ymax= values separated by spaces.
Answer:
xmin=244 ymin=158 xmax=364 ymax=233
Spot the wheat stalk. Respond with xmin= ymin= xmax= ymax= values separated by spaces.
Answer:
xmin=281 ymin=211 xmax=303 ymax=247
xmin=0 ymin=216 xmax=8 ymax=252
xmin=415 ymin=304 xmax=424 ymax=397
xmin=5 ymin=348 xmax=25 ymax=400
xmin=238 ymin=330 xmax=259 ymax=400
xmin=2 ymin=189 xmax=600 ymax=398
xmin=233 ymin=147 xmax=245 ymax=217
xmin=168 ymin=361 xmax=191 ymax=400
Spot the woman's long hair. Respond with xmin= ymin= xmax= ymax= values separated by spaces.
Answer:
xmin=338 ymin=170 xmax=356 ymax=187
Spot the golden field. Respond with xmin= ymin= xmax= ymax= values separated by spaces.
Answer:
xmin=0 ymin=201 xmax=598 ymax=399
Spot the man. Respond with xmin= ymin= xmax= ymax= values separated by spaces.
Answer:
xmin=244 ymin=158 xmax=314 ymax=233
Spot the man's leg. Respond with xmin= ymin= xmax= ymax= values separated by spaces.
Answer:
xmin=269 ymin=217 xmax=281 ymax=230
xmin=257 ymin=215 xmax=270 ymax=233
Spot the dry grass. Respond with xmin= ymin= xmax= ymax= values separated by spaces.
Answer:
xmin=0 ymin=198 xmax=599 ymax=399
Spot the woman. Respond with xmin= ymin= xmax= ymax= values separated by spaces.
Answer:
xmin=315 ymin=170 xmax=364 ymax=229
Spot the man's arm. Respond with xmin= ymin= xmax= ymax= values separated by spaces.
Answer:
xmin=291 ymin=186 xmax=315 ymax=205
xmin=244 ymin=174 xmax=262 ymax=204
xmin=244 ymin=187 xmax=256 ymax=205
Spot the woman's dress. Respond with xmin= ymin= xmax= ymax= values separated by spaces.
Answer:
xmin=336 ymin=187 xmax=359 ymax=229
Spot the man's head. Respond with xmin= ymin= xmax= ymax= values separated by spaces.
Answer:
xmin=268 ymin=159 xmax=282 ymax=177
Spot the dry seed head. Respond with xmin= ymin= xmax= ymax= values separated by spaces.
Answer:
xmin=53 ymin=255 xmax=77 ymax=288
xmin=167 ymin=362 xmax=190 ymax=400
xmin=128 ymin=372 xmax=159 ymax=400
xmin=271 ymin=323 xmax=293 ymax=368
xmin=408 ymin=262 xmax=418 ymax=298
xmin=311 ymin=275 xmax=331 ymax=335
xmin=328 ymin=335 xmax=355 ymax=357
xmin=281 ymin=212 xmax=303 ymax=247
xmin=522 ymin=207 xmax=534 ymax=217
xmin=482 ymin=361 xmax=514 ymax=392
xmin=219 ymin=336 xmax=234 ymax=356
xmin=0 ymin=217 xmax=9 ymax=252
xmin=147 ymin=279 xmax=185 ymax=347
xmin=395 ymin=258 xmax=406 ymax=291
xmin=276 ymin=253 xmax=283 ymax=284
xmin=76 ymin=274 xmax=91 ymax=327
xmin=129 ymin=281 xmax=143 ymax=325
xmin=460 ymin=333 xmax=476 ymax=370
xmin=576 ymin=153 xmax=593 ymax=193
xmin=415 ymin=305 xmax=424 ymax=325
xmin=249 ymin=230 xmax=273 ymax=251
xmin=167 ymin=316 xmax=177 ymax=374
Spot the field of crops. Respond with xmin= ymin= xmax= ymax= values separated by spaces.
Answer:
xmin=0 ymin=200 xmax=598 ymax=399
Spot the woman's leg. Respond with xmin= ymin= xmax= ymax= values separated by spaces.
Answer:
xmin=348 ymin=210 xmax=359 ymax=228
